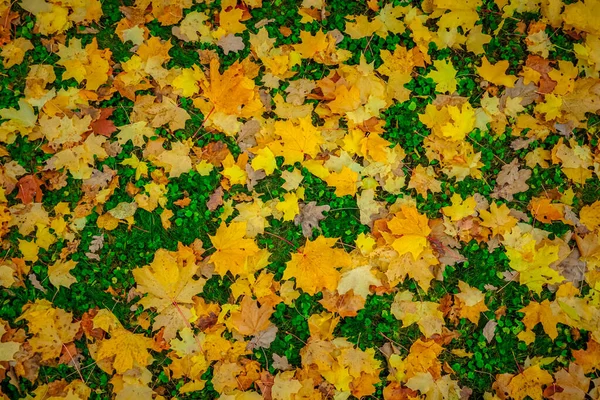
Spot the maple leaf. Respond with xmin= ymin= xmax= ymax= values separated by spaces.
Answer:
xmin=573 ymin=338 xmax=600 ymax=373
xmin=408 ymin=164 xmax=443 ymax=198
xmin=282 ymin=236 xmax=351 ymax=295
xmin=228 ymin=296 xmax=274 ymax=336
xmin=544 ymin=363 xmax=590 ymax=400
xmin=337 ymin=265 xmax=381 ymax=299
xmin=217 ymin=34 xmax=245 ymax=55
xmin=427 ymin=59 xmax=459 ymax=93
xmin=232 ymin=198 xmax=272 ymax=237
xmin=96 ymin=327 xmax=154 ymax=374
xmin=272 ymin=371 xmax=303 ymax=399
xmin=479 ymin=202 xmax=518 ymax=237
xmin=442 ymin=193 xmax=477 ymax=221
xmin=357 ymin=189 xmax=385 ymax=226
xmin=293 ymin=201 xmax=330 ymax=237
xmin=132 ymin=245 xmax=205 ymax=339
xmin=275 ymin=192 xmax=300 ymax=221
xmin=116 ymin=121 xmax=155 ymax=147
xmin=404 ymin=339 xmax=444 ymax=380
xmin=387 ymin=205 xmax=432 ymax=260
xmin=16 ymin=174 xmax=44 ymax=205
xmin=454 ymin=281 xmax=488 ymax=324
xmin=580 ymin=200 xmax=600 ymax=231
xmin=491 ymin=159 xmax=532 ymax=201
xmin=17 ymin=299 xmax=80 ymax=361
xmin=477 ymin=56 xmax=517 ymax=87
xmin=1 ymin=37 xmax=33 ymax=69
xmin=406 ymin=372 xmax=462 ymax=400
xmin=507 ymin=365 xmax=554 ymax=400
xmin=200 ymin=59 xmax=263 ymax=119
xmin=325 ymin=166 xmax=359 ymax=197
xmin=209 ymin=221 xmax=261 ymax=277
xmin=506 ymin=238 xmax=565 ymax=294
xmin=269 ymin=116 xmax=325 ymax=166
xmin=319 ymin=290 xmax=366 ymax=317
xmin=385 ymin=250 xmax=438 ymax=292
xmin=519 ymin=299 xmax=565 ymax=340
xmin=391 ymin=291 xmax=445 ymax=338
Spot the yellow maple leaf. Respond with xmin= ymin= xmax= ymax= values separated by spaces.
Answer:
xmin=1 ymin=38 xmax=33 ymax=69
xmin=519 ymin=300 xmax=565 ymax=340
xmin=580 ymin=200 xmax=600 ymax=231
xmin=251 ymin=147 xmax=277 ymax=175
xmin=171 ymin=65 xmax=205 ymax=97
xmin=96 ymin=327 xmax=154 ymax=374
xmin=405 ymin=339 xmax=443 ymax=380
xmin=477 ymin=56 xmax=517 ymax=87
xmin=454 ymin=281 xmax=488 ymax=324
xmin=386 ymin=250 xmax=438 ymax=292
xmin=535 ymin=94 xmax=563 ymax=121
xmin=573 ymin=338 xmax=600 ymax=373
xmin=442 ymin=194 xmax=477 ymax=221
xmin=18 ymin=239 xmax=39 ymax=262
xmin=408 ymin=164 xmax=442 ymax=198
xmin=479 ymin=202 xmax=518 ymax=237
xmin=507 ymin=365 xmax=553 ymax=400
xmin=391 ymin=291 xmax=445 ymax=338
xmin=440 ymin=103 xmax=476 ymax=141
xmin=209 ymin=221 xmax=260 ymax=277
xmin=116 ymin=122 xmax=155 ymax=147
xmin=201 ymin=59 xmax=263 ymax=119
xmin=272 ymin=372 xmax=303 ymax=400
xmin=325 ymin=166 xmax=359 ymax=197
xmin=282 ymin=236 xmax=351 ymax=295
xmin=132 ymin=245 xmax=205 ymax=312
xmin=16 ymin=299 xmax=80 ymax=361
xmin=337 ymin=265 xmax=381 ymax=299
xmin=269 ymin=116 xmax=325 ymax=166
xmin=506 ymin=239 xmax=564 ymax=294
xmin=386 ymin=205 xmax=432 ymax=260
xmin=427 ymin=59 xmax=458 ymax=93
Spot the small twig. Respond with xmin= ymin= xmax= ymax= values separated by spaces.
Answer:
xmin=263 ymin=231 xmax=297 ymax=249
xmin=285 ymin=331 xmax=307 ymax=345
xmin=378 ymin=332 xmax=409 ymax=352
xmin=192 ymin=106 xmax=216 ymax=141
xmin=172 ymin=300 xmax=205 ymax=355
xmin=62 ymin=344 xmax=84 ymax=382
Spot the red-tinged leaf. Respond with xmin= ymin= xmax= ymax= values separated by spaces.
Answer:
xmin=91 ymin=108 xmax=117 ymax=137
xmin=16 ymin=175 xmax=44 ymax=204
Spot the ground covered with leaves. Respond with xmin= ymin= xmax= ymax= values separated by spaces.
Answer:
xmin=1 ymin=0 xmax=600 ymax=398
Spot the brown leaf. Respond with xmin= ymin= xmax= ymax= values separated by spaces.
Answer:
xmin=526 ymin=55 xmax=557 ymax=94
xmin=256 ymin=371 xmax=275 ymax=400
xmin=483 ymin=320 xmax=498 ymax=343
xmin=16 ymin=175 xmax=44 ymax=204
xmin=556 ymin=249 xmax=586 ymax=287
xmin=502 ymin=77 xmax=539 ymax=106
xmin=247 ymin=324 xmax=278 ymax=350
xmin=491 ymin=160 xmax=531 ymax=201
xmin=207 ymin=186 xmax=224 ymax=211
xmin=294 ymin=201 xmax=330 ymax=237
xmin=229 ymin=296 xmax=274 ymax=336
xmin=217 ymin=34 xmax=245 ymax=55
xmin=271 ymin=354 xmax=292 ymax=371
xmin=319 ymin=289 xmax=366 ymax=317
xmin=90 ymin=108 xmax=117 ymax=137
